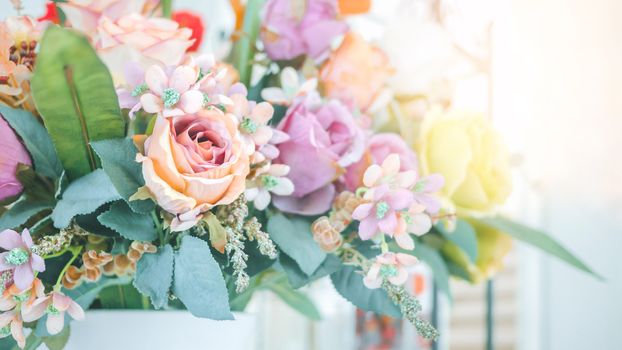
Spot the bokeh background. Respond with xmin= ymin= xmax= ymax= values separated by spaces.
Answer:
xmin=3 ymin=0 xmax=621 ymax=349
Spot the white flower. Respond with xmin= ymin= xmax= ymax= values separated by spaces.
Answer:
xmin=245 ymin=164 xmax=294 ymax=210
xmin=260 ymin=67 xmax=317 ymax=106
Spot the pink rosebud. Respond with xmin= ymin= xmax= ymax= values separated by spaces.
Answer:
xmin=0 ymin=117 xmax=31 ymax=202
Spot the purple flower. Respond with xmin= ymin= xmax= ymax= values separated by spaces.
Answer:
xmin=0 ymin=116 xmax=31 ymax=203
xmin=351 ymin=185 xmax=414 ymax=240
xmin=261 ymin=0 xmax=348 ymax=61
xmin=0 ymin=229 xmax=45 ymax=291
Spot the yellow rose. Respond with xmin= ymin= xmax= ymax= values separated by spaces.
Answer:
xmin=417 ymin=107 xmax=512 ymax=214
xmin=136 ymin=111 xmax=250 ymax=231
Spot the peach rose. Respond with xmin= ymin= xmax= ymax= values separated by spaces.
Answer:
xmin=59 ymin=0 xmax=146 ymax=38
xmin=136 ymin=111 xmax=250 ymax=231
xmin=96 ymin=14 xmax=194 ymax=83
xmin=320 ymin=32 xmax=393 ymax=112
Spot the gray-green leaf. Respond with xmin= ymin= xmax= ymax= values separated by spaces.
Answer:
xmin=267 ymin=276 xmax=321 ymax=321
xmin=51 ymin=169 xmax=121 ymax=228
xmin=173 ymin=236 xmax=233 ymax=320
xmin=134 ymin=244 xmax=174 ymax=309
xmin=436 ymin=219 xmax=478 ymax=262
xmin=0 ymin=199 xmax=53 ymax=231
xmin=97 ymin=201 xmax=156 ymax=241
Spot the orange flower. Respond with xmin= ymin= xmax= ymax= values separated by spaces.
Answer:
xmin=337 ymin=0 xmax=371 ymax=15
xmin=320 ymin=32 xmax=394 ymax=112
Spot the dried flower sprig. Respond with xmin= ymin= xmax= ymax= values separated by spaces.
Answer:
xmin=244 ymin=217 xmax=277 ymax=259
xmin=225 ymin=226 xmax=249 ymax=293
xmin=381 ymin=279 xmax=439 ymax=340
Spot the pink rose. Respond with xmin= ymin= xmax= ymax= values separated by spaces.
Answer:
xmin=272 ymin=93 xmax=364 ymax=215
xmin=344 ymin=133 xmax=417 ymax=191
xmin=96 ymin=14 xmax=194 ymax=82
xmin=59 ymin=0 xmax=146 ymax=38
xmin=260 ymin=0 xmax=348 ymax=61
xmin=0 ymin=116 xmax=31 ymax=202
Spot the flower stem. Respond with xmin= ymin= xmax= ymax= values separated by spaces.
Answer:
xmin=380 ymin=234 xmax=389 ymax=254
xmin=161 ymin=0 xmax=173 ymax=18
xmin=54 ymin=245 xmax=83 ymax=291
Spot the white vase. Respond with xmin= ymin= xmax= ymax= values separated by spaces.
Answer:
xmin=44 ymin=311 xmax=257 ymax=350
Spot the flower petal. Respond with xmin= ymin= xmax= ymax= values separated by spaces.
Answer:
xmin=30 ymin=254 xmax=45 ymax=273
xmin=394 ymin=231 xmax=415 ymax=250
xmin=179 ymin=90 xmax=203 ymax=114
xmin=378 ymin=213 xmax=398 ymax=234
xmin=46 ymin=313 xmax=65 ymax=335
xmin=145 ymin=65 xmax=168 ymax=95
xmin=381 ymin=154 xmax=401 ymax=176
xmin=363 ymin=164 xmax=382 ymax=187
xmin=13 ymin=264 xmax=34 ymax=291
xmin=169 ymin=65 xmax=197 ymax=93
xmin=351 ymin=203 xmax=373 ymax=220
xmin=270 ymin=177 xmax=294 ymax=196
xmin=140 ymin=93 xmax=163 ymax=113
xmin=0 ymin=230 xmax=24 ymax=250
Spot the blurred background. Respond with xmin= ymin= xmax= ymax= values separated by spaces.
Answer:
xmin=3 ymin=0 xmax=621 ymax=349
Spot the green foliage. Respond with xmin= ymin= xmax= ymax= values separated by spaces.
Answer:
xmin=134 ymin=244 xmax=174 ymax=309
xmin=91 ymin=138 xmax=154 ymax=213
xmin=231 ymin=0 xmax=266 ymax=86
xmin=436 ymin=219 xmax=478 ymax=262
xmin=31 ymin=26 xmax=125 ymax=180
xmin=41 ymin=326 xmax=70 ymax=350
xmin=51 ymin=169 xmax=121 ymax=228
xmin=98 ymin=284 xmax=147 ymax=309
xmin=0 ymin=105 xmax=63 ymax=179
xmin=279 ymin=253 xmax=342 ymax=289
xmin=173 ymin=236 xmax=233 ymax=320
xmin=97 ymin=201 xmax=156 ymax=241
xmin=477 ymin=216 xmax=602 ymax=279
xmin=330 ymin=265 xmax=401 ymax=317
xmin=267 ymin=214 xmax=326 ymax=275
xmin=266 ymin=275 xmax=322 ymax=321
xmin=0 ymin=199 xmax=53 ymax=231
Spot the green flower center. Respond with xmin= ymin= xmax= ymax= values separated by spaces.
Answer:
xmin=380 ymin=265 xmax=398 ymax=278
xmin=375 ymin=201 xmax=390 ymax=219
xmin=162 ymin=88 xmax=181 ymax=108
xmin=414 ymin=181 xmax=425 ymax=192
xmin=202 ymin=93 xmax=210 ymax=106
xmin=0 ymin=325 xmax=10 ymax=337
xmin=261 ymin=175 xmax=279 ymax=190
xmin=46 ymin=304 xmax=60 ymax=316
xmin=5 ymin=248 xmax=29 ymax=266
xmin=240 ymin=117 xmax=257 ymax=134
xmin=131 ymin=83 xmax=148 ymax=97
xmin=13 ymin=291 xmax=30 ymax=303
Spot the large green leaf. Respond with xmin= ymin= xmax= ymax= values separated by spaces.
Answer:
xmin=478 ymin=216 xmax=602 ymax=279
xmin=267 ymin=276 xmax=322 ymax=321
xmin=51 ymin=169 xmax=121 ymax=228
xmin=98 ymin=283 xmax=147 ymax=309
xmin=412 ymin=244 xmax=452 ymax=301
xmin=436 ymin=219 xmax=478 ymax=262
xmin=97 ymin=201 xmax=156 ymax=241
xmin=134 ymin=244 xmax=174 ymax=309
xmin=330 ymin=265 xmax=401 ymax=317
xmin=31 ymin=26 xmax=125 ymax=180
xmin=279 ymin=253 xmax=342 ymax=289
xmin=91 ymin=138 xmax=154 ymax=213
xmin=0 ymin=105 xmax=63 ymax=179
xmin=231 ymin=0 xmax=266 ymax=86
xmin=0 ymin=199 xmax=53 ymax=231
xmin=173 ymin=236 xmax=233 ymax=320
xmin=267 ymin=214 xmax=326 ymax=275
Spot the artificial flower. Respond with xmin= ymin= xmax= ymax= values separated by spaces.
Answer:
xmin=337 ymin=0 xmax=371 ymax=15
xmin=260 ymin=67 xmax=317 ymax=106
xmin=0 ymin=229 xmax=45 ymax=290
xmin=0 ymin=116 xmax=31 ymax=202
xmin=245 ymin=164 xmax=294 ymax=210
xmin=228 ymin=94 xmax=274 ymax=154
xmin=38 ymin=2 xmax=60 ymax=24
xmin=140 ymin=64 xmax=203 ymax=117
xmin=320 ymin=32 xmax=394 ymax=112
xmin=0 ymin=309 xmax=24 ymax=348
xmin=412 ymin=173 xmax=445 ymax=214
xmin=59 ymin=0 xmax=146 ymax=38
xmin=418 ymin=108 xmax=512 ymax=214
xmin=272 ymin=92 xmax=364 ymax=215
xmin=23 ymin=291 xmax=85 ymax=335
xmin=115 ymin=62 xmax=146 ymax=118
xmin=393 ymin=203 xmax=432 ymax=250
xmin=0 ymin=278 xmax=44 ymax=312
xmin=172 ymin=10 xmax=205 ymax=52
xmin=260 ymin=0 xmax=348 ymax=61
xmin=360 ymin=154 xmax=416 ymax=190
xmin=136 ymin=111 xmax=250 ymax=231
xmin=96 ymin=14 xmax=194 ymax=83
xmin=311 ymin=216 xmax=343 ymax=252
xmin=363 ymin=252 xmax=418 ymax=289
xmin=252 ymin=129 xmax=289 ymax=164
xmin=351 ymin=184 xmax=414 ymax=240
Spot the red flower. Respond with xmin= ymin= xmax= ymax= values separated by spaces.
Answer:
xmin=38 ymin=2 xmax=60 ymax=24
xmin=172 ymin=10 xmax=205 ymax=52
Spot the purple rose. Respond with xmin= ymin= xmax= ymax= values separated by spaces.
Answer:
xmin=0 ymin=116 xmax=31 ymax=202
xmin=273 ymin=93 xmax=364 ymax=215
xmin=260 ymin=0 xmax=348 ymax=61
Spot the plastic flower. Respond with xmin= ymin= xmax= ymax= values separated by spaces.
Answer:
xmin=245 ymin=164 xmax=294 ymax=210
xmin=140 ymin=65 xmax=203 ymax=117
xmin=0 ymin=116 xmax=32 ymax=202
xmin=37 ymin=2 xmax=60 ymax=24
xmin=172 ymin=10 xmax=205 ymax=52
xmin=0 ymin=309 xmax=24 ymax=348
xmin=0 ymin=278 xmax=44 ymax=312
xmin=23 ymin=291 xmax=85 ymax=335
xmin=229 ymin=94 xmax=274 ymax=154
xmin=363 ymin=252 xmax=418 ymax=289
xmin=59 ymin=0 xmax=146 ymax=37
xmin=394 ymin=204 xmax=432 ymax=250
xmin=252 ymin=129 xmax=290 ymax=164
xmin=361 ymin=154 xmax=417 ymax=190
xmin=412 ymin=174 xmax=445 ymax=214
xmin=0 ymin=229 xmax=45 ymax=290
xmin=351 ymin=184 xmax=413 ymax=240
xmin=115 ymin=62 xmax=146 ymax=118
xmin=260 ymin=67 xmax=317 ymax=106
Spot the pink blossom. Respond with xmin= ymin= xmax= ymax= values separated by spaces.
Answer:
xmin=272 ymin=93 xmax=364 ymax=215
xmin=0 ymin=278 xmax=44 ymax=312
xmin=115 ymin=62 xmax=146 ymax=119
xmin=23 ymin=291 xmax=84 ymax=335
xmin=0 ymin=229 xmax=45 ymax=291
xmin=413 ymin=173 xmax=445 ymax=214
xmin=140 ymin=65 xmax=203 ymax=118
xmin=393 ymin=204 xmax=433 ymax=250
xmin=245 ymin=164 xmax=294 ymax=210
xmin=0 ymin=116 xmax=31 ymax=202
xmin=59 ymin=0 xmax=146 ymax=38
xmin=0 ymin=309 xmax=24 ymax=348
xmin=261 ymin=0 xmax=348 ymax=61
xmin=229 ymin=94 xmax=274 ymax=155
xmin=364 ymin=252 xmax=418 ymax=289
xmin=351 ymin=184 xmax=413 ymax=240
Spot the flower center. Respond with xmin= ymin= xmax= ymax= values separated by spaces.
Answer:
xmin=0 ymin=325 xmax=10 ymax=337
xmin=261 ymin=175 xmax=279 ymax=189
xmin=375 ymin=201 xmax=390 ymax=219
xmin=162 ymin=88 xmax=181 ymax=108
xmin=13 ymin=291 xmax=30 ymax=303
xmin=131 ymin=83 xmax=148 ymax=97
xmin=5 ymin=248 xmax=29 ymax=266
xmin=414 ymin=181 xmax=425 ymax=192
xmin=46 ymin=304 xmax=60 ymax=316
xmin=380 ymin=265 xmax=398 ymax=278
xmin=202 ymin=93 xmax=210 ymax=106
xmin=240 ymin=117 xmax=257 ymax=134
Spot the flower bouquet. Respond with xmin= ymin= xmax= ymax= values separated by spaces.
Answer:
xmin=0 ymin=0 xmax=598 ymax=348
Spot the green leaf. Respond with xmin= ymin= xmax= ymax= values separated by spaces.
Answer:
xmin=267 ymin=276 xmax=322 ymax=321
xmin=98 ymin=283 xmax=146 ymax=309
xmin=231 ymin=0 xmax=266 ymax=86
xmin=412 ymin=244 xmax=452 ymax=301
xmin=51 ymin=169 xmax=121 ymax=228
xmin=31 ymin=26 xmax=125 ymax=180
xmin=41 ymin=325 xmax=70 ymax=350
xmin=477 ymin=216 xmax=602 ymax=279
xmin=0 ymin=199 xmax=53 ymax=231
xmin=436 ymin=219 xmax=478 ymax=262
xmin=279 ymin=253 xmax=342 ymax=289
xmin=267 ymin=214 xmax=326 ymax=275
xmin=97 ymin=201 xmax=156 ymax=241
xmin=173 ymin=236 xmax=233 ymax=320
xmin=14 ymin=333 xmax=42 ymax=350
xmin=0 ymin=105 xmax=63 ymax=179
xmin=91 ymin=138 xmax=154 ymax=213
xmin=134 ymin=244 xmax=174 ymax=309
xmin=330 ymin=265 xmax=401 ymax=318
